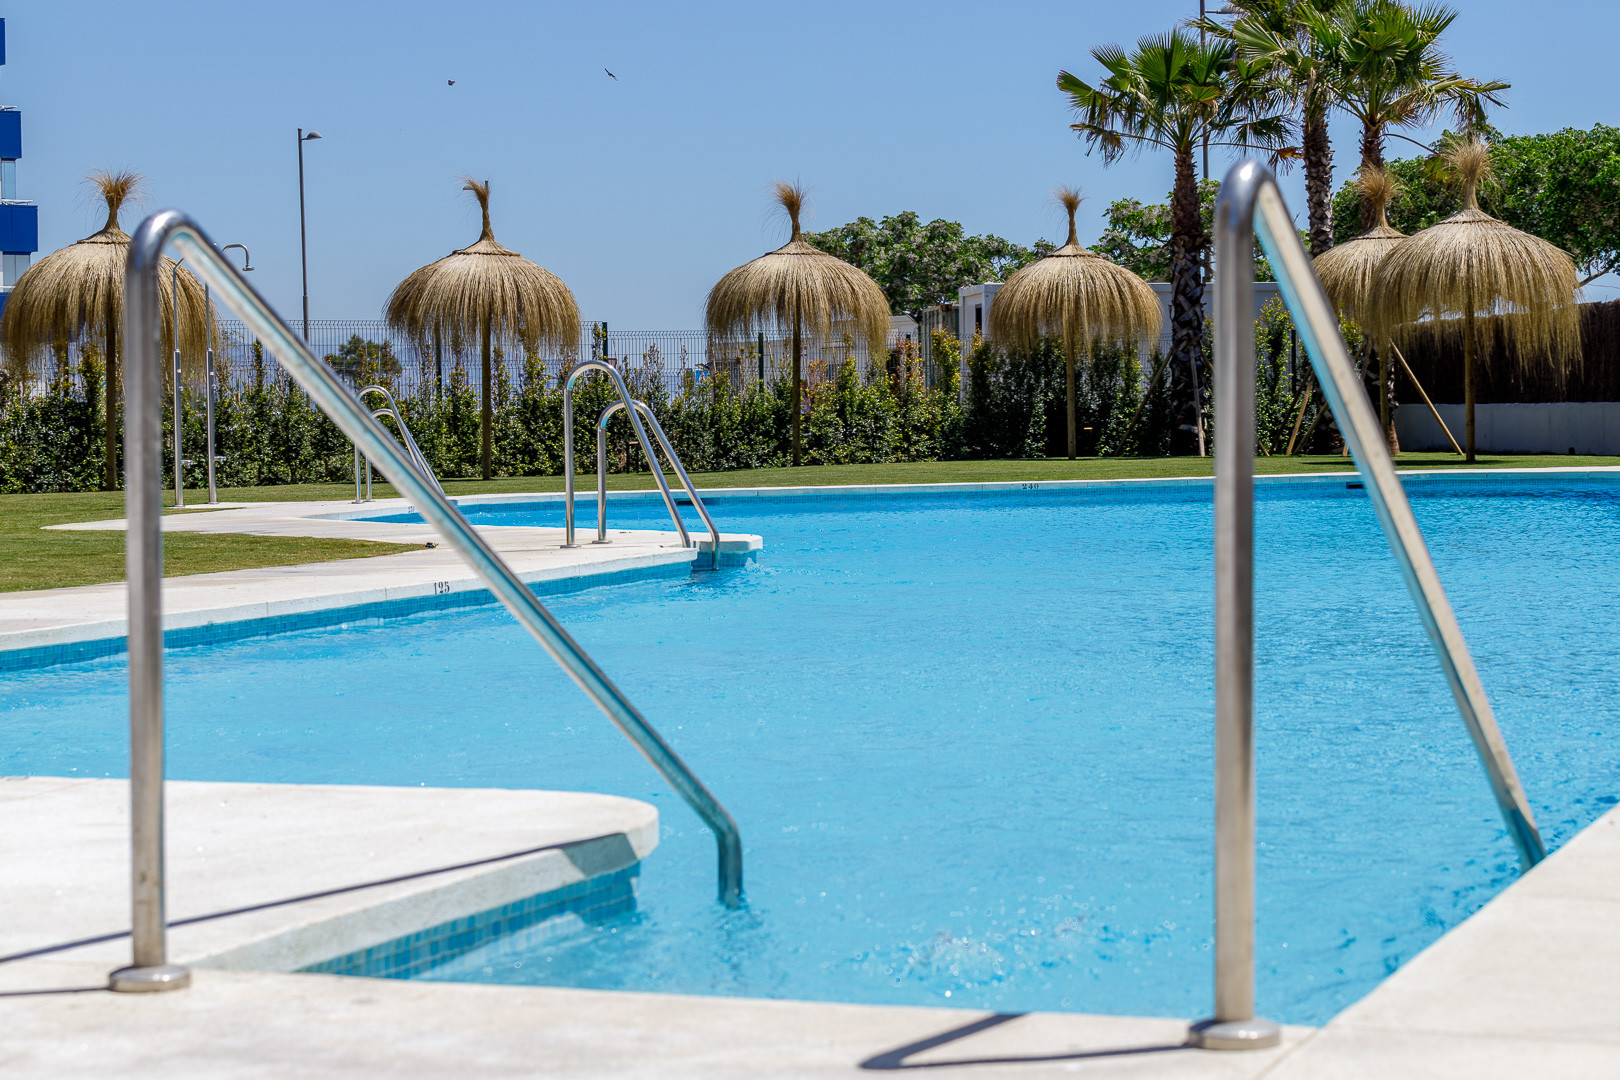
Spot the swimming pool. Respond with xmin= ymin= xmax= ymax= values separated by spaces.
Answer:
xmin=5 ymin=474 xmax=1620 ymax=1025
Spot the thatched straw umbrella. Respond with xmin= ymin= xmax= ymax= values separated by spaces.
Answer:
xmin=988 ymin=187 xmax=1160 ymax=458
xmin=0 ymin=170 xmax=212 ymax=489
xmin=386 ymin=178 xmax=580 ymax=480
xmin=705 ymin=182 xmax=888 ymax=466
xmin=1314 ymin=166 xmax=1407 ymax=450
xmin=1370 ymin=140 xmax=1581 ymax=461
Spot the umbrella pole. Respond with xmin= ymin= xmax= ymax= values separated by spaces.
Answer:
xmin=481 ymin=318 xmax=493 ymax=480
xmin=1378 ymin=338 xmax=1397 ymax=454
xmin=791 ymin=300 xmax=802 ymax=467
xmin=1284 ymin=373 xmax=1314 ymax=456
xmin=1389 ymin=342 xmax=1463 ymax=457
xmin=104 ymin=307 xmax=118 ymax=490
xmin=1464 ymin=314 xmax=1476 ymax=463
xmin=1065 ymin=339 xmax=1077 ymax=460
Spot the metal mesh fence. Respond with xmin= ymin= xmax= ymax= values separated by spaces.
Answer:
xmin=8 ymin=318 xmax=960 ymax=399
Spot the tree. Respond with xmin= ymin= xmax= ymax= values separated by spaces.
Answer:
xmin=804 ymin=212 xmax=1051 ymax=324
xmin=1332 ymin=125 xmax=1620 ymax=286
xmin=1307 ymin=0 xmax=1506 ymax=230
xmin=1093 ymin=180 xmax=1281 ymax=282
xmin=324 ymin=336 xmax=403 ymax=384
xmin=1059 ymin=28 xmax=1288 ymax=454
xmin=1199 ymin=0 xmax=1342 ymax=256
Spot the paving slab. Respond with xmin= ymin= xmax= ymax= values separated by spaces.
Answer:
xmin=0 ymin=961 xmax=1316 ymax=1080
xmin=0 ymin=777 xmax=656 ymax=975
xmin=1268 ymin=805 xmax=1620 ymax=1078
xmin=2 ymin=495 xmax=760 ymax=656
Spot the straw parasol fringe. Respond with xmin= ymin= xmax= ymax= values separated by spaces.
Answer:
xmin=705 ymin=181 xmax=889 ymax=465
xmin=1370 ymin=139 xmax=1581 ymax=460
xmin=1314 ymin=166 xmax=1409 ymax=449
xmin=386 ymin=177 xmax=580 ymax=479
xmin=0 ymin=169 xmax=214 ymax=488
xmin=988 ymin=186 xmax=1161 ymax=458
xmin=1314 ymin=167 xmax=1405 ymax=326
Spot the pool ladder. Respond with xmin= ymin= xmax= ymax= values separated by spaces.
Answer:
xmin=560 ymin=360 xmax=722 ymax=570
xmin=351 ymin=384 xmax=446 ymax=504
xmin=111 ymin=211 xmax=744 ymax=994
xmin=1187 ymin=162 xmax=1548 ymax=1051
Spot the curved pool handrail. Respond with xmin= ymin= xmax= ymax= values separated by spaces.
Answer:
xmin=561 ymin=361 xmax=687 ymax=548
xmin=356 ymin=385 xmax=446 ymax=502
xmin=597 ymin=399 xmax=722 ymax=570
xmin=1194 ymin=161 xmax=1546 ymax=1051
xmin=114 ymin=211 xmax=745 ymax=993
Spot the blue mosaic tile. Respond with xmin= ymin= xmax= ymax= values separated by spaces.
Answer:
xmin=302 ymin=864 xmax=639 ymax=980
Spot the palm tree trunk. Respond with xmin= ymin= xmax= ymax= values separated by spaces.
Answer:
xmin=1359 ymin=120 xmax=1386 ymax=231
xmin=1168 ymin=147 xmax=1206 ymax=456
xmin=1463 ymin=313 xmax=1476 ymax=462
xmin=103 ymin=306 xmax=118 ymax=490
xmin=791 ymin=298 xmax=802 ymax=467
xmin=1303 ymin=106 xmax=1334 ymax=257
xmin=1065 ymin=338 xmax=1076 ymax=459
xmin=480 ymin=319 xmax=492 ymax=480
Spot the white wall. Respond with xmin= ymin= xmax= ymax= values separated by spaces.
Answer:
xmin=1394 ymin=402 xmax=1620 ymax=455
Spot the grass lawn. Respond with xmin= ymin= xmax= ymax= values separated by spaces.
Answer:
xmin=0 ymin=492 xmax=420 ymax=593
xmin=3 ymin=453 xmax=1615 ymax=593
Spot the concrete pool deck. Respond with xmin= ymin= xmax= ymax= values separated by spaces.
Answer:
xmin=0 ymin=777 xmax=1615 ymax=1078
xmin=3 ymin=480 xmax=1619 ymax=1075
xmin=1 ymin=496 xmax=760 ymax=662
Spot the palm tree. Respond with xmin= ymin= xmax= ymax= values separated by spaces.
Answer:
xmin=1200 ymin=1 xmax=1342 ymax=257
xmin=1059 ymin=29 xmax=1288 ymax=455
xmin=1308 ymin=0 xmax=1507 ymax=230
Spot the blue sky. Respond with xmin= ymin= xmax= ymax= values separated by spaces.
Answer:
xmin=5 ymin=0 xmax=1615 ymax=327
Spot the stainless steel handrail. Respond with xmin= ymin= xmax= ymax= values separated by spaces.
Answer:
xmin=359 ymin=383 xmax=447 ymax=500
xmin=112 ymin=213 xmax=745 ymax=994
xmin=597 ymin=399 xmax=722 ymax=571
xmin=370 ymin=407 xmax=439 ymax=495
xmin=562 ymin=361 xmax=687 ymax=549
xmin=1190 ymin=161 xmax=1547 ymax=1051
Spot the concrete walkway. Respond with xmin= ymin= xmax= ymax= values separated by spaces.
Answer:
xmin=0 ymin=777 xmax=658 ymax=976
xmin=1 ymin=774 xmax=1615 ymax=1077
xmin=3 ymin=496 xmax=760 ymax=658
xmin=3 ymin=483 xmax=1618 ymax=1075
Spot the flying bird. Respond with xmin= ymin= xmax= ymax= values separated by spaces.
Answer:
xmin=447 ymin=79 xmax=455 ymax=85
xmin=604 ymin=68 xmax=617 ymax=80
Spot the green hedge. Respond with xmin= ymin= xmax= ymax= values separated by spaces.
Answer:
xmin=0 ymin=313 xmax=1322 ymax=494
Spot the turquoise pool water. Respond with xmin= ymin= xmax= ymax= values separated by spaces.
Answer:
xmin=5 ymin=475 xmax=1620 ymax=1025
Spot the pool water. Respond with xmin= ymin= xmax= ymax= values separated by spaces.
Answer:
xmin=5 ymin=476 xmax=1620 ymax=1025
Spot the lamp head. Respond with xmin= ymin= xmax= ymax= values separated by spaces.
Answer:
xmin=303 ymin=131 xmax=322 ymax=141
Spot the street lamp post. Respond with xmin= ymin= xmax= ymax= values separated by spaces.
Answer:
xmin=297 ymin=128 xmax=322 ymax=341
xmin=204 ymin=244 xmax=253 ymax=504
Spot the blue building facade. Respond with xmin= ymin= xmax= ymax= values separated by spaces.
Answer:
xmin=0 ymin=18 xmax=39 ymax=319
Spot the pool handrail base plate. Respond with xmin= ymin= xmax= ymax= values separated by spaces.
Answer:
xmin=1186 ymin=1016 xmax=1282 ymax=1051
